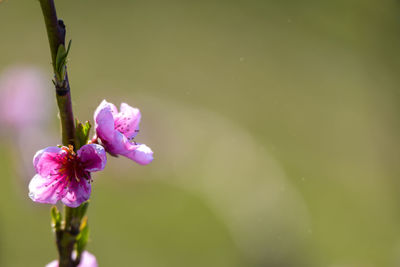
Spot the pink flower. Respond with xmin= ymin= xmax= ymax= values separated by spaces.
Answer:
xmin=94 ymin=100 xmax=153 ymax=165
xmin=46 ymin=251 xmax=98 ymax=267
xmin=0 ymin=66 xmax=51 ymax=129
xmin=29 ymin=144 xmax=106 ymax=208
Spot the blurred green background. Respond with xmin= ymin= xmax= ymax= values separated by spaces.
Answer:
xmin=1 ymin=0 xmax=400 ymax=266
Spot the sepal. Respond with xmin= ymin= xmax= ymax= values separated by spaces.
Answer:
xmin=50 ymin=205 xmax=62 ymax=232
xmin=75 ymin=119 xmax=91 ymax=150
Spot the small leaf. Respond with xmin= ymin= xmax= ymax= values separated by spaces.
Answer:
xmin=50 ymin=206 xmax=61 ymax=231
xmin=55 ymin=44 xmax=66 ymax=81
xmin=55 ymin=40 xmax=72 ymax=82
xmin=76 ymin=216 xmax=89 ymax=256
xmin=75 ymin=119 xmax=92 ymax=149
xmin=55 ymin=44 xmax=65 ymax=67
xmin=66 ymin=39 xmax=72 ymax=55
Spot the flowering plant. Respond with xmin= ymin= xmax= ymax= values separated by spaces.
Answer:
xmin=29 ymin=1 xmax=154 ymax=266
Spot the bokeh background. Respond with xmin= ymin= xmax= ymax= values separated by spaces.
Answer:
xmin=1 ymin=0 xmax=400 ymax=266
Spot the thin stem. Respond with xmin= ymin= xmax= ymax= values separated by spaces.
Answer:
xmin=38 ymin=1 xmax=80 ymax=266
xmin=38 ymin=0 xmax=63 ymax=70
xmin=39 ymin=0 xmax=75 ymax=146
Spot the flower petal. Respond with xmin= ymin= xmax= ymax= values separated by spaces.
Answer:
xmin=45 ymin=250 xmax=98 ymax=267
xmin=94 ymin=99 xmax=117 ymax=118
xmin=78 ymin=144 xmax=107 ymax=172
xmin=102 ymin=130 xmax=126 ymax=155
xmin=95 ymin=105 xmax=116 ymax=143
xmin=78 ymin=251 xmax=98 ymax=267
xmin=28 ymin=174 xmax=67 ymax=205
xmin=114 ymin=103 xmax=141 ymax=139
xmin=33 ymin=146 xmax=63 ymax=176
xmin=61 ymin=179 xmax=92 ymax=208
xmin=45 ymin=260 xmax=58 ymax=267
xmin=124 ymin=143 xmax=154 ymax=165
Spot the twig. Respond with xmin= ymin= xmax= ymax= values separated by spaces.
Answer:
xmin=38 ymin=1 xmax=81 ymax=266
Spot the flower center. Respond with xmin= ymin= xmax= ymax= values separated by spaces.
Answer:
xmin=58 ymin=145 xmax=89 ymax=183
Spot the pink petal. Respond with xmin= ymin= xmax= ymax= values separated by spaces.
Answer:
xmin=61 ymin=179 xmax=92 ymax=208
xmin=78 ymin=251 xmax=98 ymax=267
xmin=45 ymin=251 xmax=98 ymax=267
xmin=94 ymin=105 xmax=116 ymax=143
xmin=103 ymin=130 xmax=126 ymax=155
xmin=45 ymin=260 xmax=58 ymax=267
xmin=28 ymin=174 xmax=67 ymax=205
xmin=33 ymin=146 xmax=63 ymax=177
xmin=94 ymin=99 xmax=117 ymax=118
xmin=114 ymin=103 xmax=141 ymax=139
xmin=78 ymin=144 xmax=107 ymax=172
xmin=124 ymin=143 xmax=154 ymax=165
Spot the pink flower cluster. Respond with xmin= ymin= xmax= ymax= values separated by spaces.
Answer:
xmin=28 ymin=100 xmax=153 ymax=207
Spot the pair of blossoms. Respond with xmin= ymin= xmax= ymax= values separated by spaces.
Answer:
xmin=29 ymin=100 xmax=153 ymax=208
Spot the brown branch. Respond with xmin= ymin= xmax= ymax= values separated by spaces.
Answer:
xmin=39 ymin=0 xmax=75 ymax=147
xmin=38 ymin=1 xmax=81 ymax=266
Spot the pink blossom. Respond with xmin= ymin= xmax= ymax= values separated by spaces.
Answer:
xmin=94 ymin=100 xmax=153 ymax=165
xmin=0 ymin=66 xmax=50 ymax=129
xmin=46 ymin=251 xmax=98 ymax=267
xmin=29 ymin=144 xmax=106 ymax=208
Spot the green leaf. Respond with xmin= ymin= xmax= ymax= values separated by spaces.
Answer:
xmin=55 ymin=40 xmax=72 ymax=82
xmin=76 ymin=216 xmax=89 ymax=256
xmin=55 ymin=44 xmax=65 ymax=81
xmin=75 ymin=119 xmax=91 ymax=150
xmin=66 ymin=39 xmax=72 ymax=55
xmin=50 ymin=206 xmax=62 ymax=231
